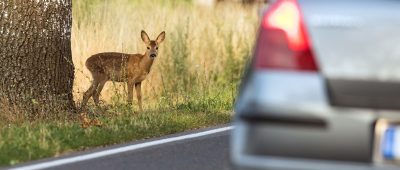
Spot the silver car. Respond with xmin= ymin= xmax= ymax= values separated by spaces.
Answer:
xmin=232 ymin=0 xmax=400 ymax=169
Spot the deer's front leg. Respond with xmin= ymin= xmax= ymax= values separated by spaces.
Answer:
xmin=127 ymin=81 xmax=134 ymax=105
xmin=135 ymin=82 xmax=143 ymax=112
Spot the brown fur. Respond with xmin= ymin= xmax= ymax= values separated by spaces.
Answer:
xmin=81 ymin=30 xmax=165 ymax=111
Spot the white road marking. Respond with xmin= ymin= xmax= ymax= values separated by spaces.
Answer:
xmin=10 ymin=126 xmax=233 ymax=170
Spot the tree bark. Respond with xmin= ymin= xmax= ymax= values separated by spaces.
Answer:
xmin=0 ymin=0 xmax=75 ymax=117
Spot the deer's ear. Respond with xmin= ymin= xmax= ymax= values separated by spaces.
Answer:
xmin=141 ymin=30 xmax=150 ymax=44
xmin=156 ymin=31 xmax=165 ymax=44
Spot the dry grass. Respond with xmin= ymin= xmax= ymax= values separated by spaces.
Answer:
xmin=72 ymin=0 xmax=260 ymax=110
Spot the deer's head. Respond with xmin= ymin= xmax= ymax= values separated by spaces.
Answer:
xmin=141 ymin=30 xmax=165 ymax=59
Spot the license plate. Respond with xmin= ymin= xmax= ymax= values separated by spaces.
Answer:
xmin=382 ymin=126 xmax=400 ymax=160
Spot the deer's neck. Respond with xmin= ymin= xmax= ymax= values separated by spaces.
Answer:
xmin=140 ymin=52 xmax=154 ymax=73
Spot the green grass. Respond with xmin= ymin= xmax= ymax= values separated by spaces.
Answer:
xmin=0 ymin=108 xmax=231 ymax=166
xmin=0 ymin=86 xmax=234 ymax=166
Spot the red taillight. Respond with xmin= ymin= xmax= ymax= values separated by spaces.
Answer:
xmin=254 ymin=0 xmax=318 ymax=71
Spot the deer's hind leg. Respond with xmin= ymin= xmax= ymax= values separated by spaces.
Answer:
xmin=81 ymin=79 xmax=100 ymax=109
xmin=93 ymin=76 xmax=108 ymax=106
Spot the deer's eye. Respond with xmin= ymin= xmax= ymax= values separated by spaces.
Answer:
xmin=147 ymin=47 xmax=150 ymax=50
xmin=156 ymin=47 xmax=159 ymax=50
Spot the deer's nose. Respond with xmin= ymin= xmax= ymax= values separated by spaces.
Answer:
xmin=150 ymin=54 xmax=157 ymax=58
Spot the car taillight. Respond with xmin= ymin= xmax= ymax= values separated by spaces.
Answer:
xmin=254 ymin=0 xmax=318 ymax=71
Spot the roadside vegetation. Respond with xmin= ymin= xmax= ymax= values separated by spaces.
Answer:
xmin=0 ymin=0 xmax=260 ymax=166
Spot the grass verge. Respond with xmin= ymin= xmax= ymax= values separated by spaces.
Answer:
xmin=0 ymin=107 xmax=231 ymax=166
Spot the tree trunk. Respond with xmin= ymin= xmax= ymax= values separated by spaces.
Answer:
xmin=0 ymin=0 xmax=75 ymax=117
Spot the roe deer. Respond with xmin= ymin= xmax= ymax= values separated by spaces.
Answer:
xmin=81 ymin=30 xmax=165 ymax=111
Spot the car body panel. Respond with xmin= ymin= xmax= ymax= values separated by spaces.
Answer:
xmin=235 ymin=71 xmax=378 ymax=162
xmin=232 ymin=122 xmax=400 ymax=170
xmin=300 ymin=0 xmax=400 ymax=81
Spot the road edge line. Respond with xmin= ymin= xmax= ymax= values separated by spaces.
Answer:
xmin=10 ymin=126 xmax=233 ymax=170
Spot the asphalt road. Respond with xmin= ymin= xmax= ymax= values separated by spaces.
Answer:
xmin=10 ymin=125 xmax=233 ymax=170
